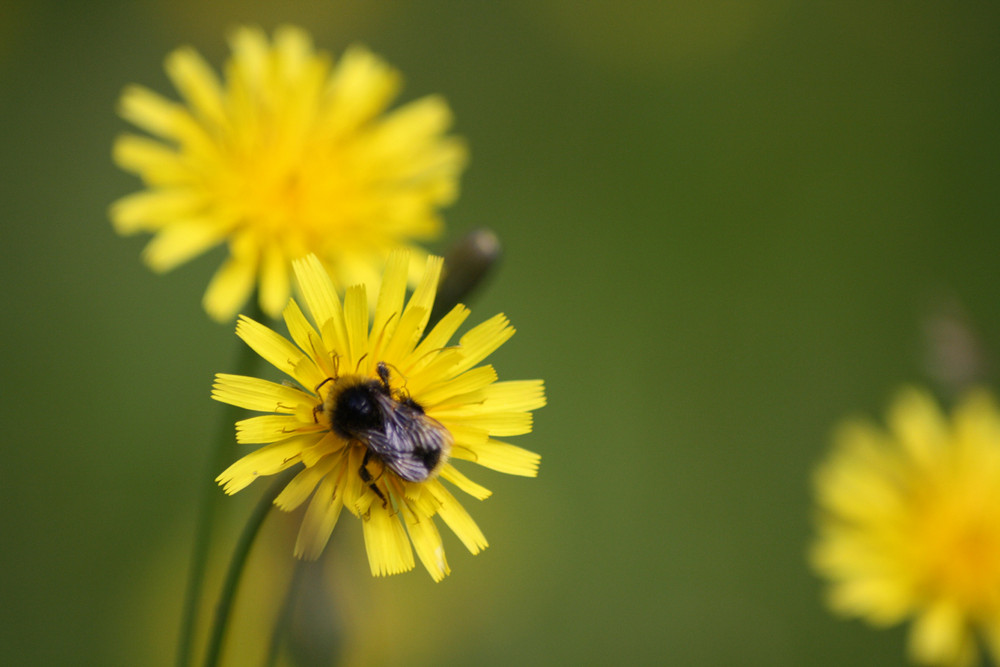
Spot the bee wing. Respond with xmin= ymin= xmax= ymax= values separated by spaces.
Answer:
xmin=365 ymin=393 xmax=453 ymax=482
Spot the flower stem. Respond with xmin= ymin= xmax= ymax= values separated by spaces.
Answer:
xmin=176 ymin=304 xmax=265 ymax=667
xmin=264 ymin=559 xmax=307 ymax=667
xmin=203 ymin=471 xmax=291 ymax=667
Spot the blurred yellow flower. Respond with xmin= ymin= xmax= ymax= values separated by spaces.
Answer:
xmin=111 ymin=25 xmax=466 ymax=322
xmin=212 ymin=251 xmax=544 ymax=580
xmin=811 ymin=388 xmax=1000 ymax=666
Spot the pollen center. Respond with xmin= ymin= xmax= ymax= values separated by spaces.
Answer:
xmin=228 ymin=144 xmax=352 ymax=251
xmin=916 ymin=494 xmax=1000 ymax=612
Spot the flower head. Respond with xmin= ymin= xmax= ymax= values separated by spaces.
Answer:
xmin=111 ymin=25 xmax=467 ymax=322
xmin=811 ymin=388 xmax=1000 ymax=666
xmin=212 ymin=251 xmax=543 ymax=580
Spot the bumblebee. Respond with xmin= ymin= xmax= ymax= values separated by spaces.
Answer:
xmin=320 ymin=362 xmax=452 ymax=504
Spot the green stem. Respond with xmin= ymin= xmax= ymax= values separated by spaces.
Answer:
xmin=176 ymin=303 xmax=266 ymax=667
xmin=264 ymin=559 xmax=307 ymax=667
xmin=203 ymin=472 xmax=291 ymax=667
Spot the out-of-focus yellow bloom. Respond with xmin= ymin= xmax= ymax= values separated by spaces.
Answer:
xmin=212 ymin=251 xmax=544 ymax=580
xmin=111 ymin=25 xmax=466 ymax=322
xmin=811 ymin=388 xmax=1000 ymax=666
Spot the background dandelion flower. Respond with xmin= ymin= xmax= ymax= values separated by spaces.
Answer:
xmin=212 ymin=251 xmax=544 ymax=581
xmin=111 ymin=25 xmax=467 ymax=322
xmin=811 ymin=388 xmax=1000 ymax=666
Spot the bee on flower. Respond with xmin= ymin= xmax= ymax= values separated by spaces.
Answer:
xmin=212 ymin=251 xmax=544 ymax=580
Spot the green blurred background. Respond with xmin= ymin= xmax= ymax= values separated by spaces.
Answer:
xmin=4 ymin=1 xmax=1000 ymax=665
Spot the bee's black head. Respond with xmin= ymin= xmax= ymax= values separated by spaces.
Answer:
xmin=331 ymin=382 xmax=385 ymax=439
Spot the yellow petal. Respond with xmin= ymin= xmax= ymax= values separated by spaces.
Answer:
xmin=343 ymin=284 xmax=370 ymax=371
xmin=235 ymin=413 xmax=313 ymax=444
xmin=362 ymin=504 xmax=415 ymax=576
xmin=368 ymin=96 xmax=454 ymax=160
xmin=142 ymin=219 xmax=228 ymax=272
xmin=443 ymin=422 xmax=490 ymax=449
xmin=291 ymin=255 xmax=347 ymax=353
xmin=821 ymin=570 xmax=911 ymax=625
xmin=322 ymin=44 xmax=400 ymax=135
xmin=449 ymin=313 xmax=515 ymax=375
xmin=295 ymin=473 xmax=345 ymax=560
xmin=456 ymin=438 xmax=540 ymax=477
xmin=282 ymin=299 xmax=334 ymax=384
xmin=400 ymin=255 xmax=443 ymax=339
xmin=406 ymin=303 xmax=469 ymax=371
xmin=438 ymin=464 xmax=492 ymax=501
xmin=227 ymin=25 xmax=270 ymax=94
xmin=118 ymin=85 xmax=188 ymax=139
xmin=165 ymin=46 xmax=225 ymax=128
xmin=110 ymin=189 xmax=205 ymax=233
xmin=380 ymin=305 xmax=430 ymax=368
xmin=121 ymin=86 xmax=215 ymax=158
xmin=203 ymin=255 xmax=257 ymax=323
xmin=216 ymin=438 xmax=310 ymax=494
xmin=282 ymin=298 xmax=318 ymax=355
xmin=370 ymin=249 xmax=410 ymax=358
xmin=449 ymin=412 xmax=534 ymax=437
xmin=418 ymin=365 xmax=498 ymax=408
xmin=212 ymin=373 xmax=310 ymax=413
xmin=300 ymin=432 xmax=345 ymax=468
xmin=235 ymin=315 xmax=322 ymax=389
xmin=274 ymin=454 xmax=340 ymax=511
xmin=111 ymin=134 xmax=188 ymax=182
xmin=889 ymin=388 xmax=948 ymax=468
xmin=908 ymin=603 xmax=976 ymax=667
xmin=273 ymin=25 xmax=313 ymax=74
xmin=428 ymin=481 xmax=487 ymax=554
xmin=400 ymin=504 xmax=449 ymax=582
xmin=259 ymin=244 xmax=291 ymax=319
xmin=408 ymin=320 xmax=509 ymax=394
xmin=477 ymin=380 xmax=547 ymax=413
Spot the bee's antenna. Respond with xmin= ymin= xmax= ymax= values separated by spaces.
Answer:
xmin=314 ymin=377 xmax=335 ymax=394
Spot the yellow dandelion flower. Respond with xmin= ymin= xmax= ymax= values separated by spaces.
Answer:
xmin=212 ymin=251 xmax=544 ymax=580
xmin=111 ymin=25 xmax=467 ymax=322
xmin=811 ymin=388 xmax=1000 ymax=666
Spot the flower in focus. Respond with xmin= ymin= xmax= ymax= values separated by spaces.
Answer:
xmin=111 ymin=25 xmax=467 ymax=322
xmin=212 ymin=251 xmax=544 ymax=580
xmin=811 ymin=387 xmax=1000 ymax=666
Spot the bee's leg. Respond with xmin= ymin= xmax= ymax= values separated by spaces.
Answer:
xmin=359 ymin=448 xmax=388 ymax=508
